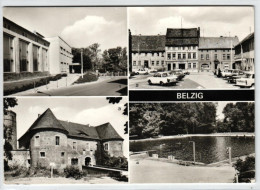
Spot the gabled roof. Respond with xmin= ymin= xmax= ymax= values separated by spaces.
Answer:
xmin=235 ymin=33 xmax=254 ymax=47
xmin=132 ymin=35 xmax=166 ymax=52
xmin=199 ymin=37 xmax=239 ymax=49
xmin=96 ymin=122 xmax=124 ymax=141
xmin=18 ymin=108 xmax=123 ymax=145
xmin=165 ymin=28 xmax=200 ymax=46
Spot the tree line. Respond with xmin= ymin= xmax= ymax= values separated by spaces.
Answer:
xmin=72 ymin=43 xmax=127 ymax=73
xmin=129 ymin=102 xmax=254 ymax=139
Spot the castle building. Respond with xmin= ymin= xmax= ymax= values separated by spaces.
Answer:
xmin=131 ymin=35 xmax=166 ymax=71
xmin=198 ymin=36 xmax=239 ymax=71
xmin=8 ymin=108 xmax=124 ymax=170
xmin=45 ymin=37 xmax=73 ymax=74
xmin=3 ymin=17 xmax=50 ymax=75
xmin=234 ymin=33 xmax=254 ymax=72
xmin=165 ymin=28 xmax=200 ymax=71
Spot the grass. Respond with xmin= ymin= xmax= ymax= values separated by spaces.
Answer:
xmin=73 ymin=72 xmax=98 ymax=84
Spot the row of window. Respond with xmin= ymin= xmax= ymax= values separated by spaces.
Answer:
xmin=60 ymin=46 xmax=72 ymax=55
xmin=39 ymin=151 xmax=65 ymax=158
xmin=167 ymin=53 xmax=196 ymax=60
xmin=166 ymin=46 xmax=197 ymax=51
xmin=201 ymin=49 xmax=231 ymax=52
xmin=133 ymin=52 xmax=164 ymax=57
xmin=201 ymin=54 xmax=231 ymax=60
xmin=133 ymin=60 xmax=164 ymax=66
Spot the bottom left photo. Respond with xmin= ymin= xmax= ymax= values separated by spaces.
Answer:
xmin=3 ymin=97 xmax=128 ymax=184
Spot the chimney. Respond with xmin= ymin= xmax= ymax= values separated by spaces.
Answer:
xmin=198 ymin=27 xmax=200 ymax=37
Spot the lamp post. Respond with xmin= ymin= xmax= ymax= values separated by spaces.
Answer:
xmin=81 ymin=48 xmax=83 ymax=78
xmin=189 ymin=141 xmax=196 ymax=163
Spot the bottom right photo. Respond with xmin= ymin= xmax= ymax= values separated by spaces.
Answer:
xmin=129 ymin=102 xmax=255 ymax=183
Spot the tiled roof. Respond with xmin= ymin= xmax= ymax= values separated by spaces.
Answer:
xmin=199 ymin=37 xmax=239 ymax=49
xmin=132 ymin=35 xmax=166 ymax=52
xmin=235 ymin=33 xmax=254 ymax=47
xmin=165 ymin=28 xmax=200 ymax=46
xmin=18 ymin=108 xmax=123 ymax=143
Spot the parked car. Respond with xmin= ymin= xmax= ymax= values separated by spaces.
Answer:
xmin=147 ymin=72 xmax=177 ymax=86
xmin=222 ymin=69 xmax=235 ymax=78
xmin=134 ymin=69 xmax=148 ymax=75
xmin=227 ymin=70 xmax=245 ymax=83
xmin=148 ymin=68 xmax=158 ymax=73
xmin=183 ymin=70 xmax=190 ymax=75
xmin=169 ymin=69 xmax=185 ymax=81
xmin=236 ymin=72 xmax=255 ymax=88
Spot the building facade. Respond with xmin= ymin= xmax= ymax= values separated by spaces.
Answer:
xmin=3 ymin=17 xmax=50 ymax=75
xmin=45 ymin=37 xmax=73 ymax=74
xmin=198 ymin=37 xmax=239 ymax=71
xmin=131 ymin=35 xmax=166 ymax=71
xmin=15 ymin=108 xmax=123 ymax=170
xmin=234 ymin=33 xmax=254 ymax=72
xmin=165 ymin=28 xmax=200 ymax=72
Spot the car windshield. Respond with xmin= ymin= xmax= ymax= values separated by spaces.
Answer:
xmin=162 ymin=73 xmax=168 ymax=77
xmin=153 ymin=73 xmax=161 ymax=77
xmin=233 ymin=70 xmax=239 ymax=73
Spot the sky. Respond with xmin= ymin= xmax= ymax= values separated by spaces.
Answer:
xmin=128 ymin=6 xmax=254 ymax=41
xmin=9 ymin=97 xmax=129 ymax=157
xmin=3 ymin=7 xmax=127 ymax=51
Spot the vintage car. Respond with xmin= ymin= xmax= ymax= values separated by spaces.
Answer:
xmin=236 ymin=72 xmax=255 ymax=88
xmin=148 ymin=68 xmax=158 ymax=73
xmin=227 ymin=70 xmax=245 ymax=83
xmin=222 ymin=69 xmax=235 ymax=78
xmin=147 ymin=72 xmax=177 ymax=85
xmin=134 ymin=69 xmax=148 ymax=75
xmin=169 ymin=69 xmax=185 ymax=81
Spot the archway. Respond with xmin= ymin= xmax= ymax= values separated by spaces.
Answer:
xmin=85 ymin=157 xmax=91 ymax=166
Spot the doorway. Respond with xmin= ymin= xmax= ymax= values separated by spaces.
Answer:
xmin=85 ymin=157 xmax=91 ymax=166
xmin=168 ymin=63 xmax=171 ymax=71
xmin=144 ymin=60 xmax=149 ymax=68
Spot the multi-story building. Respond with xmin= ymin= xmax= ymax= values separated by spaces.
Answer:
xmin=131 ymin=35 xmax=166 ymax=71
xmin=8 ymin=108 xmax=123 ymax=170
xmin=198 ymin=37 xmax=239 ymax=71
xmin=3 ymin=17 xmax=50 ymax=76
xmin=165 ymin=28 xmax=200 ymax=71
xmin=45 ymin=37 xmax=73 ymax=74
xmin=234 ymin=33 xmax=254 ymax=72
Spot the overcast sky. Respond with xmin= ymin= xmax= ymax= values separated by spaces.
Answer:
xmin=3 ymin=7 xmax=127 ymax=51
xmin=128 ymin=6 xmax=254 ymax=41
xmin=10 ymin=97 xmax=128 ymax=157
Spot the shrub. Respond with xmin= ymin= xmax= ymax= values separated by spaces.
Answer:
xmin=49 ymin=74 xmax=62 ymax=81
xmin=73 ymin=72 xmax=98 ymax=84
xmin=61 ymin=73 xmax=68 ymax=77
xmin=108 ymin=172 xmax=128 ymax=182
xmin=9 ymin=164 xmax=29 ymax=177
xmin=233 ymin=156 xmax=255 ymax=183
xmin=64 ymin=166 xmax=84 ymax=180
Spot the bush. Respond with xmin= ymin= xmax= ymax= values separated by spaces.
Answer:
xmin=108 ymin=172 xmax=128 ymax=182
xmin=73 ymin=72 xmax=98 ymax=84
xmin=9 ymin=164 xmax=29 ymax=178
xmin=64 ymin=166 xmax=84 ymax=180
xmin=233 ymin=156 xmax=255 ymax=183
xmin=61 ymin=73 xmax=68 ymax=77
xmin=4 ymin=72 xmax=49 ymax=81
xmin=49 ymin=74 xmax=62 ymax=81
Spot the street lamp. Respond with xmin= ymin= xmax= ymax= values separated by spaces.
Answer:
xmin=189 ymin=141 xmax=196 ymax=164
xmin=81 ymin=48 xmax=84 ymax=78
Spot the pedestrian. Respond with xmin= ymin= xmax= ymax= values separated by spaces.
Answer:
xmin=217 ymin=68 xmax=222 ymax=78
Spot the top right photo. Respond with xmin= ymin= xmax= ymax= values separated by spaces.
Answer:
xmin=128 ymin=6 xmax=254 ymax=90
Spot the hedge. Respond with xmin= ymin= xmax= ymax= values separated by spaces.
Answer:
xmin=73 ymin=72 xmax=98 ymax=84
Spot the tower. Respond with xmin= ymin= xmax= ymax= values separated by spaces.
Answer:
xmin=4 ymin=110 xmax=17 ymax=150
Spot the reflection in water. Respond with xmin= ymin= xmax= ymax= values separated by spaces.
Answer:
xmin=130 ymin=136 xmax=255 ymax=164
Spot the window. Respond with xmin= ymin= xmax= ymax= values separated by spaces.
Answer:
xmin=3 ymin=34 xmax=14 ymax=72
xmin=227 ymin=54 xmax=230 ymax=60
xmin=19 ymin=40 xmax=29 ymax=72
xmin=40 ymin=152 xmax=45 ymax=158
xmin=193 ymin=53 xmax=196 ymax=59
xmin=183 ymin=54 xmax=186 ymax=59
xmin=71 ymin=158 xmax=78 ymax=165
xmin=178 ymin=47 xmax=181 ymax=50
xmin=55 ymin=136 xmax=60 ymax=146
xmin=223 ymin=54 xmax=226 ymax=60
xmin=35 ymin=136 xmax=40 ymax=146
xmin=206 ymin=54 xmax=209 ymax=60
xmin=188 ymin=63 xmax=192 ymax=68
xmin=33 ymin=45 xmax=39 ymax=72
xmin=223 ymin=50 xmax=225 ymax=52
xmin=61 ymin=152 xmax=65 ymax=157
xmin=193 ymin=63 xmax=197 ymax=68
xmin=133 ymin=61 xmax=136 ymax=66
xmin=118 ymin=143 xmax=122 ymax=151
xmin=161 ymin=61 xmax=164 ymax=65
xmin=188 ymin=53 xmax=191 ymax=59
xmin=104 ymin=143 xmax=109 ymax=151
xmin=86 ymin=143 xmax=90 ymax=151
xmin=42 ymin=49 xmax=48 ymax=71
xmin=138 ymin=61 xmax=141 ymax=66
xmin=178 ymin=54 xmax=181 ymax=59
xmin=188 ymin=46 xmax=191 ymax=50
xmin=151 ymin=61 xmax=155 ymax=66
xmin=167 ymin=53 xmax=171 ymax=60
xmin=172 ymin=53 xmax=176 ymax=59
xmin=215 ymin=50 xmax=217 ymax=52
xmin=214 ymin=54 xmax=218 ymax=60
xmin=157 ymin=52 xmax=159 ymax=56
xmin=193 ymin=46 xmax=196 ymax=50
xmin=156 ymin=61 xmax=159 ymax=66
xmin=73 ymin=142 xmax=77 ymax=150
xmin=201 ymin=54 xmax=204 ymax=60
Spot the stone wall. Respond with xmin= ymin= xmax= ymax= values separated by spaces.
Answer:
xmin=104 ymin=140 xmax=124 ymax=157
xmin=9 ymin=150 xmax=30 ymax=168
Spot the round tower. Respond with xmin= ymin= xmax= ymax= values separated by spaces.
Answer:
xmin=4 ymin=110 xmax=17 ymax=150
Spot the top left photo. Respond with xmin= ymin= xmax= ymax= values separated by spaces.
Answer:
xmin=3 ymin=7 xmax=128 ymax=96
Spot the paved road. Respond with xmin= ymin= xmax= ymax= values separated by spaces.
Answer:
xmin=16 ymin=76 xmax=127 ymax=96
xmin=129 ymin=72 xmax=242 ymax=90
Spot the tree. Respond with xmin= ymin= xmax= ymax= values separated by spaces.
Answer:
xmin=72 ymin=48 xmax=92 ymax=71
xmin=88 ymin=43 xmax=101 ymax=71
xmin=3 ymin=98 xmax=18 ymax=171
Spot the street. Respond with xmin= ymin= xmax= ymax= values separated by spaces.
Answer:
xmin=129 ymin=72 xmax=243 ymax=90
xmin=13 ymin=76 xmax=127 ymax=96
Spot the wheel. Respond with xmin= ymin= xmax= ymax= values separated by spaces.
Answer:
xmin=136 ymin=72 xmax=139 ymax=75
xmin=148 ymin=80 xmax=152 ymax=85
xmin=160 ymin=81 xmax=164 ymax=86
